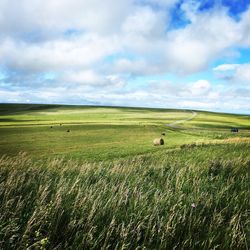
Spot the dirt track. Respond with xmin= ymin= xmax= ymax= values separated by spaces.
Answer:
xmin=166 ymin=111 xmax=197 ymax=129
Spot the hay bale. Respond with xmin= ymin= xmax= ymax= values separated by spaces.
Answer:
xmin=153 ymin=138 xmax=164 ymax=146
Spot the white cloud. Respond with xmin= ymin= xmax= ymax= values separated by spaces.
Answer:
xmin=0 ymin=89 xmax=21 ymax=103
xmin=240 ymin=8 xmax=250 ymax=46
xmin=177 ymin=100 xmax=217 ymax=109
xmin=163 ymin=6 xmax=242 ymax=74
xmin=111 ymin=58 xmax=165 ymax=76
xmin=234 ymin=64 xmax=250 ymax=84
xmin=142 ymin=79 xmax=214 ymax=99
xmin=1 ymin=77 xmax=249 ymax=113
xmin=63 ymin=70 xmax=102 ymax=85
xmin=0 ymin=0 xmax=133 ymax=37
xmin=189 ymin=80 xmax=211 ymax=96
xmin=139 ymin=0 xmax=178 ymax=8
xmin=213 ymin=63 xmax=250 ymax=85
xmin=118 ymin=2 xmax=250 ymax=76
xmin=122 ymin=7 xmax=166 ymax=38
xmin=0 ymin=34 xmax=120 ymax=72
xmin=0 ymin=0 xmax=250 ymax=113
xmin=1 ymin=1 xmax=250 ymax=77
xmin=61 ymin=70 xmax=127 ymax=88
xmin=213 ymin=64 xmax=239 ymax=71
xmin=105 ymin=75 xmax=127 ymax=88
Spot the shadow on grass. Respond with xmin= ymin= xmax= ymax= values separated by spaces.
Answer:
xmin=0 ymin=118 xmax=37 ymax=123
xmin=0 ymin=104 xmax=61 ymax=115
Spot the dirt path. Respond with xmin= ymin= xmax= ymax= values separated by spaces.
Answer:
xmin=166 ymin=111 xmax=197 ymax=129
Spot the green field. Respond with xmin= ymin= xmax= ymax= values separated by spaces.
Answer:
xmin=0 ymin=104 xmax=249 ymax=161
xmin=0 ymin=104 xmax=250 ymax=249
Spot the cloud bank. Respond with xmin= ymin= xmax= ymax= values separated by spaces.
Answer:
xmin=0 ymin=0 xmax=250 ymax=113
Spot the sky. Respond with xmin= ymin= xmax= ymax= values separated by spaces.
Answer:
xmin=0 ymin=0 xmax=250 ymax=114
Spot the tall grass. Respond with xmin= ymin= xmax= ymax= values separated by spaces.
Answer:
xmin=0 ymin=143 xmax=249 ymax=249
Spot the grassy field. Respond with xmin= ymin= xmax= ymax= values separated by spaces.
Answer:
xmin=0 ymin=104 xmax=249 ymax=161
xmin=0 ymin=104 xmax=250 ymax=249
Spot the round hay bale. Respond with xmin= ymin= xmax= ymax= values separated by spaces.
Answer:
xmin=153 ymin=138 xmax=164 ymax=146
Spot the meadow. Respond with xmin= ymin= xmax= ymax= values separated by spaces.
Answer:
xmin=0 ymin=104 xmax=249 ymax=249
xmin=0 ymin=104 xmax=249 ymax=161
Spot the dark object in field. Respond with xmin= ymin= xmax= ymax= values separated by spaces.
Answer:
xmin=50 ymin=126 xmax=53 ymax=129
xmin=180 ymin=143 xmax=197 ymax=149
xmin=67 ymin=129 xmax=70 ymax=132
xmin=153 ymin=138 xmax=164 ymax=146
xmin=161 ymin=132 xmax=166 ymax=136
xmin=60 ymin=123 xmax=62 ymax=126
xmin=231 ymin=128 xmax=238 ymax=133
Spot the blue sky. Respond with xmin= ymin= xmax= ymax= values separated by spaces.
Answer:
xmin=0 ymin=0 xmax=250 ymax=113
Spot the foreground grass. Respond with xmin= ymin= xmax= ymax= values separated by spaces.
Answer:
xmin=1 ymin=143 xmax=249 ymax=249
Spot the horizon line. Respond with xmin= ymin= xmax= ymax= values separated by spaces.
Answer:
xmin=1 ymin=102 xmax=249 ymax=116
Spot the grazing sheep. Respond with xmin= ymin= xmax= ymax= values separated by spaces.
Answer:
xmin=153 ymin=138 xmax=164 ymax=146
